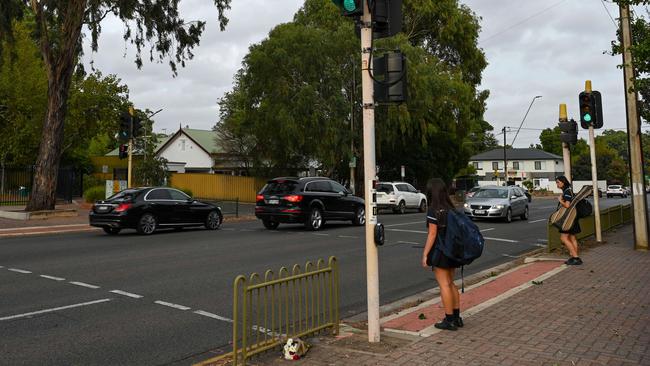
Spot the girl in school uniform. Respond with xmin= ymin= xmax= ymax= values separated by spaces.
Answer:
xmin=555 ymin=175 xmax=583 ymax=265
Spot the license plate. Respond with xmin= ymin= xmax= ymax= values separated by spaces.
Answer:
xmin=97 ymin=206 xmax=110 ymax=212
xmin=474 ymin=210 xmax=486 ymax=215
xmin=267 ymin=199 xmax=279 ymax=205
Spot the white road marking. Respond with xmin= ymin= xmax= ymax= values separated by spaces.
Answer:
xmin=502 ymin=254 xmax=520 ymax=259
xmin=313 ymin=233 xmax=329 ymax=236
xmin=154 ymin=301 xmax=191 ymax=310
xmin=40 ymin=275 xmax=65 ymax=281
xmin=534 ymin=244 xmax=547 ymax=248
xmin=537 ymin=239 xmax=548 ymax=243
xmin=483 ymin=237 xmax=519 ymax=243
xmin=0 ymin=266 xmax=4 ymax=268
xmin=338 ymin=235 xmax=359 ymax=239
xmin=0 ymin=224 xmax=90 ymax=232
xmin=386 ymin=228 xmax=427 ymax=234
xmin=110 ymin=290 xmax=143 ymax=299
xmin=194 ymin=310 xmax=233 ymax=322
xmin=384 ymin=221 xmax=424 ymax=227
xmin=69 ymin=281 xmax=100 ymax=289
xmin=396 ymin=240 xmax=420 ymax=245
xmin=480 ymin=228 xmax=495 ymax=232
xmin=8 ymin=268 xmax=31 ymax=274
xmin=528 ymin=219 xmax=547 ymax=224
xmin=0 ymin=298 xmax=112 ymax=321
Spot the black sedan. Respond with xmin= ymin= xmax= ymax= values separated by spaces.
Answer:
xmin=89 ymin=187 xmax=223 ymax=235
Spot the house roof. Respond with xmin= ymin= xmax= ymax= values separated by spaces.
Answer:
xmin=105 ymin=128 xmax=222 ymax=157
xmin=470 ymin=148 xmax=562 ymax=161
xmin=105 ymin=134 xmax=173 ymax=156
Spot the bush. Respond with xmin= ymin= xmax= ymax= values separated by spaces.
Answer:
xmin=522 ymin=180 xmax=534 ymax=191
xmin=84 ymin=186 xmax=106 ymax=203
xmin=83 ymin=174 xmax=104 ymax=190
xmin=174 ymin=187 xmax=193 ymax=198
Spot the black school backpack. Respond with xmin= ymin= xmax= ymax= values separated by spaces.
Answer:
xmin=576 ymin=199 xmax=593 ymax=218
xmin=439 ymin=209 xmax=485 ymax=265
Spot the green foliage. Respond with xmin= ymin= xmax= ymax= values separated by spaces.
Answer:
xmin=133 ymin=125 xmax=169 ymax=187
xmin=83 ymin=174 xmax=105 ymax=190
xmin=522 ymin=180 xmax=534 ymax=191
xmin=84 ymin=186 xmax=106 ymax=203
xmin=539 ymin=127 xmax=562 ymax=156
xmin=217 ymin=0 xmax=489 ymax=185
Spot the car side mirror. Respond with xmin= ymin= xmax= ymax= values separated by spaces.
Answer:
xmin=511 ymin=195 xmax=517 ymax=200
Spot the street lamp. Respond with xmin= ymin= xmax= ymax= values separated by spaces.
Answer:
xmin=511 ymin=95 xmax=542 ymax=147
xmin=504 ymin=95 xmax=541 ymax=186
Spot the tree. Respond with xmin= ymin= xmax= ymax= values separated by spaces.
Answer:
xmin=0 ymin=0 xmax=232 ymax=211
xmin=217 ymin=0 xmax=489 ymax=186
xmin=538 ymin=127 xmax=563 ymax=156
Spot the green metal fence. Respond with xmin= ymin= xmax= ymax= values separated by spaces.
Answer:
xmin=547 ymin=204 xmax=632 ymax=251
xmin=224 ymin=257 xmax=340 ymax=366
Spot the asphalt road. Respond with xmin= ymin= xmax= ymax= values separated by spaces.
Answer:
xmin=0 ymin=195 xmax=634 ymax=365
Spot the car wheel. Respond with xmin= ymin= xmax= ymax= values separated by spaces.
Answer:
xmin=205 ymin=210 xmax=223 ymax=230
xmin=353 ymin=206 xmax=365 ymax=226
xmin=418 ymin=200 xmax=427 ymax=213
xmin=103 ymin=227 xmax=121 ymax=235
xmin=305 ymin=207 xmax=324 ymax=231
xmin=396 ymin=201 xmax=406 ymax=214
xmin=520 ymin=206 xmax=529 ymax=220
xmin=263 ymin=219 xmax=279 ymax=230
xmin=136 ymin=213 xmax=157 ymax=235
xmin=504 ymin=208 xmax=512 ymax=223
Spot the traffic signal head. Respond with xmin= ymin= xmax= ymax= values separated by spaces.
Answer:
xmin=118 ymin=144 xmax=128 ymax=159
xmin=578 ymin=91 xmax=603 ymax=129
xmin=132 ymin=116 xmax=143 ymax=138
xmin=373 ymin=52 xmax=407 ymax=103
xmin=332 ymin=0 xmax=362 ymax=16
xmin=559 ymin=118 xmax=578 ymax=145
xmin=119 ymin=111 xmax=131 ymax=141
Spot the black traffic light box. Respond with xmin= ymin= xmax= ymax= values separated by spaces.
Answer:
xmin=372 ymin=0 xmax=402 ymax=39
xmin=132 ymin=115 xmax=143 ymax=138
xmin=559 ymin=118 xmax=578 ymax=145
xmin=119 ymin=111 xmax=131 ymax=141
xmin=579 ymin=91 xmax=603 ymax=129
xmin=118 ymin=144 xmax=128 ymax=159
xmin=373 ymin=52 xmax=407 ymax=103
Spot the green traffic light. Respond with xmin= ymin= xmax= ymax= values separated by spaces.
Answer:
xmin=343 ymin=0 xmax=356 ymax=11
xmin=584 ymin=113 xmax=592 ymax=122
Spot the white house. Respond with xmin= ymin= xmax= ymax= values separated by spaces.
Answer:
xmin=469 ymin=148 xmax=565 ymax=192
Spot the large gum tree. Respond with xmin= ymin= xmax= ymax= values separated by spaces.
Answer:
xmin=0 ymin=0 xmax=231 ymax=210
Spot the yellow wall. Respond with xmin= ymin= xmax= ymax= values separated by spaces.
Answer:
xmin=170 ymin=173 xmax=267 ymax=202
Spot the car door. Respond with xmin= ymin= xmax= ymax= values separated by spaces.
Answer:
xmin=512 ymin=188 xmax=525 ymax=215
xmin=144 ymin=188 xmax=175 ymax=224
xmin=307 ymin=181 xmax=336 ymax=218
xmin=168 ymin=188 xmax=199 ymax=223
xmin=395 ymin=184 xmax=411 ymax=207
xmin=330 ymin=181 xmax=354 ymax=217
xmin=406 ymin=184 xmax=420 ymax=207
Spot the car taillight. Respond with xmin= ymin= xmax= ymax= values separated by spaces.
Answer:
xmin=256 ymin=194 xmax=264 ymax=202
xmin=115 ymin=203 xmax=132 ymax=212
xmin=284 ymin=195 xmax=303 ymax=203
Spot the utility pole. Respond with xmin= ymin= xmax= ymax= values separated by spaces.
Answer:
xmin=360 ymin=0 xmax=380 ymax=343
xmin=502 ymin=127 xmax=508 ymax=186
xmin=559 ymin=104 xmax=572 ymax=180
xmin=620 ymin=4 xmax=649 ymax=251
xmin=350 ymin=67 xmax=356 ymax=195
xmin=583 ymin=81 xmax=602 ymax=242
xmin=127 ymin=106 xmax=134 ymax=188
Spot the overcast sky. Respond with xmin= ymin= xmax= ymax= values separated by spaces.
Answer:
xmin=81 ymin=0 xmax=636 ymax=148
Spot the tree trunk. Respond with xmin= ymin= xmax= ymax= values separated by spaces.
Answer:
xmin=25 ymin=0 xmax=86 ymax=211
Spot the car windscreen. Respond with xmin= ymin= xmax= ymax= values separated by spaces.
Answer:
xmin=473 ymin=189 xmax=508 ymax=199
xmin=609 ymin=185 xmax=621 ymax=189
xmin=107 ymin=190 xmax=138 ymax=202
xmin=262 ymin=181 xmax=298 ymax=195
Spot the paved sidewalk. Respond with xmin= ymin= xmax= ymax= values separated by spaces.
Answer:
xmin=252 ymin=223 xmax=650 ymax=366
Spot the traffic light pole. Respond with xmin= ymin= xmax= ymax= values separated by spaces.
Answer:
xmin=502 ymin=127 xmax=507 ymax=186
xmin=620 ymin=4 xmax=649 ymax=251
xmin=127 ymin=106 xmax=134 ymax=188
xmin=361 ymin=0 xmax=380 ymax=343
xmin=559 ymin=104 xmax=572 ymax=181
xmin=588 ymin=125 xmax=602 ymax=242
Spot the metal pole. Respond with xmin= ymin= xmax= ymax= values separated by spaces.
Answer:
xmin=361 ymin=0 xmax=380 ymax=343
xmin=127 ymin=106 xmax=134 ymax=188
xmin=559 ymin=104 xmax=572 ymax=180
xmin=503 ymin=127 xmax=507 ymax=186
xmin=620 ymin=4 xmax=649 ymax=251
xmin=350 ymin=66 xmax=356 ymax=195
xmin=589 ymin=126 xmax=602 ymax=242
xmin=511 ymin=95 xmax=542 ymax=147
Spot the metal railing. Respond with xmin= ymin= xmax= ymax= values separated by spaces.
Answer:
xmin=229 ymin=257 xmax=339 ymax=366
xmin=547 ymin=204 xmax=632 ymax=251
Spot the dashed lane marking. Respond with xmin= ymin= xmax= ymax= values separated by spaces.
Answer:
xmin=480 ymin=228 xmax=495 ymax=232
xmin=386 ymin=228 xmax=427 ymax=234
xmin=483 ymin=237 xmax=519 ymax=243
xmin=8 ymin=268 xmax=31 ymax=274
xmin=528 ymin=219 xmax=547 ymax=224
xmin=40 ymin=275 xmax=65 ymax=281
xmin=537 ymin=239 xmax=548 ymax=242
xmin=338 ymin=235 xmax=359 ymax=239
xmin=69 ymin=281 xmax=100 ymax=289
xmin=194 ymin=310 xmax=233 ymax=323
xmin=110 ymin=290 xmax=143 ymax=299
xmin=0 ymin=298 xmax=112 ymax=321
xmin=313 ymin=233 xmax=329 ymax=236
xmin=384 ymin=221 xmax=425 ymax=227
xmin=154 ymin=301 xmax=191 ymax=311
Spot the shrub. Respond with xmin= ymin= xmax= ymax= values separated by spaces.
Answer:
xmin=84 ymin=186 xmax=106 ymax=203
xmin=522 ymin=180 xmax=534 ymax=191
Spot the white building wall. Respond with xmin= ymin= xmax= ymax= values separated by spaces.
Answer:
xmin=157 ymin=133 xmax=213 ymax=170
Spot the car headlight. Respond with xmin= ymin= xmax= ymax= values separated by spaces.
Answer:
xmin=492 ymin=204 xmax=505 ymax=209
xmin=463 ymin=203 xmax=469 ymax=208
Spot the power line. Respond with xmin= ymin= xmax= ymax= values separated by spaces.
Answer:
xmin=481 ymin=0 xmax=568 ymax=43
xmin=600 ymin=0 xmax=619 ymax=29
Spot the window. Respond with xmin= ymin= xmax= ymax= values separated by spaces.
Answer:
xmin=406 ymin=184 xmax=418 ymax=193
xmin=262 ymin=181 xmax=297 ymax=195
xmin=330 ymin=181 xmax=347 ymax=194
xmin=512 ymin=161 xmax=520 ymax=170
xmin=307 ymin=181 xmax=332 ymax=193
xmin=181 ymin=139 xmax=186 ymax=151
xmin=472 ymin=162 xmax=479 ymax=170
xmin=169 ymin=189 xmax=190 ymax=201
xmin=147 ymin=189 xmax=172 ymax=200
xmin=376 ymin=184 xmax=394 ymax=194
xmin=396 ymin=184 xmax=409 ymax=192
xmin=534 ymin=161 xmax=542 ymax=170
xmin=492 ymin=162 xmax=499 ymax=170
xmin=533 ymin=179 xmax=541 ymax=187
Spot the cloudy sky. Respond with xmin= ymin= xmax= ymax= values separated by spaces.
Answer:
xmin=81 ymin=0 xmax=636 ymax=148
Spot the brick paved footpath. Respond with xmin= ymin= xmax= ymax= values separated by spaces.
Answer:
xmin=253 ymin=224 xmax=650 ymax=366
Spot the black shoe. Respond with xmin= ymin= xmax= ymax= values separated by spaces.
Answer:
xmin=573 ymin=257 xmax=583 ymax=265
xmin=434 ymin=318 xmax=458 ymax=331
xmin=454 ymin=317 xmax=464 ymax=328
xmin=566 ymin=257 xmax=583 ymax=265
xmin=564 ymin=257 xmax=574 ymax=265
